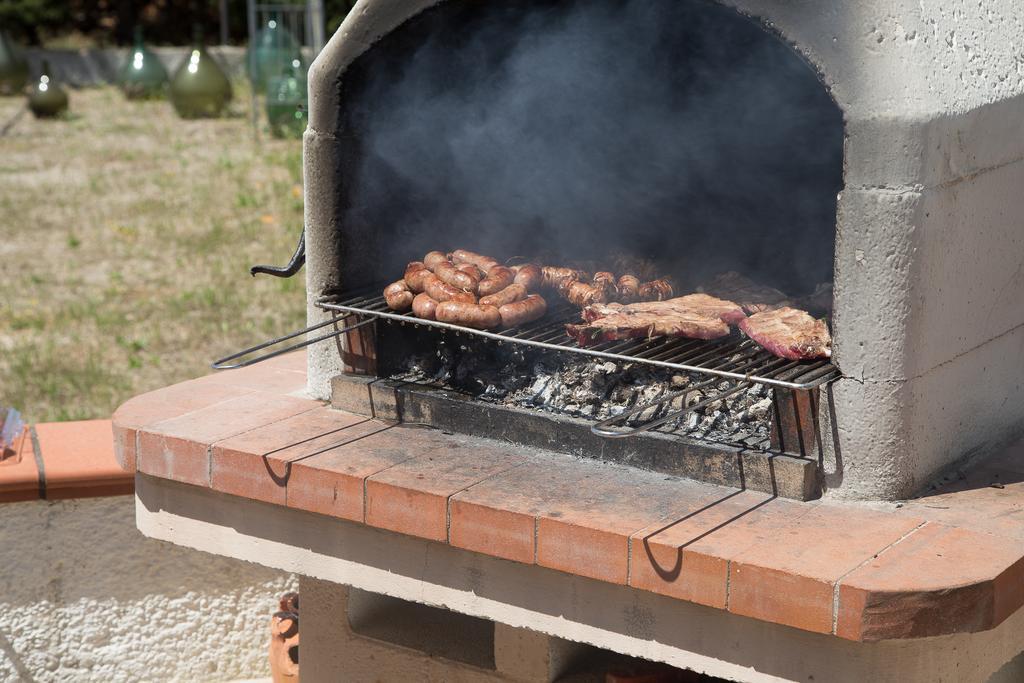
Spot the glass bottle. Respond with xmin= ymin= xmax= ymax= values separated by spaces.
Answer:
xmin=169 ymin=26 xmax=233 ymax=119
xmin=27 ymin=60 xmax=68 ymax=118
xmin=248 ymin=15 xmax=299 ymax=92
xmin=265 ymin=55 xmax=307 ymax=138
xmin=0 ymin=29 xmax=29 ymax=96
xmin=120 ymin=27 xmax=169 ymax=100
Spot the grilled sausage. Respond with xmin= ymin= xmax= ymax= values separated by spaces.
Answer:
xmin=435 ymin=301 xmax=502 ymax=329
xmin=434 ymin=260 xmax=480 ymax=292
xmin=592 ymin=271 xmax=617 ymax=299
xmin=541 ymin=266 xmax=588 ymax=289
xmin=616 ymin=274 xmax=641 ymax=302
xmin=499 ymin=294 xmax=547 ymax=328
xmin=423 ymin=273 xmax=477 ymax=303
xmin=479 ymin=283 xmax=527 ymax=307
xmin=451 ymin=249 xmax=500 ymax=273
xmin=412 ymin=292 xmax=439 ymax=320
xmin=404 ymin=261 xmax=433 ymax=293
xmin=383 ymin=280 xmax=414 ymax=311
xmin=457 ymin=263 xmax=484 ymax=280
xmin=560 ymin=279 xmax=608 ymax=307
xmin=512 ymin=263 xmax=543 ymax=292
xmin=478 ymin=265 xmax=515 ymax=297
xmin=423 ymin=251 xmax=449 ymax=270
xmin=638 ymin=278 xmax=674 ymax=301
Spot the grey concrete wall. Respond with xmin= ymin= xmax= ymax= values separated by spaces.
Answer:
xmin=304 ymin=0 xmax=1024 ymax=499
xmin=0 ymin=494 xmax=295 ymax=682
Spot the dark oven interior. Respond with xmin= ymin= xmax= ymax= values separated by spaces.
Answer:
xmin=334 ymin=0 xmax=844 ymax=295
xmin=321 ymin=0 xmax=844 ymax=491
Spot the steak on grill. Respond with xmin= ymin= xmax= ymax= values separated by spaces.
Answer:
xmin=738 ymin=307 xmax=832 ymax=360
xmin=582 ymin=293 xmax=746 ymax=325
xmin=703 ymin=271 xmax=792 ymax=314
xmin=566 ymin=309 xmax=730 ymax=347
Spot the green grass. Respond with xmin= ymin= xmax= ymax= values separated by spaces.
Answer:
xmin=0 ymin=87 xmax=307 ymax=423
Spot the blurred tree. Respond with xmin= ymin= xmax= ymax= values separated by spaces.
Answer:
xmin=325 ymin=0 xmax=357 ymax=34
xmin=0 ymin=0 xmax=71 ymax=44
xmin=1 ymin=0 xmax=352 ymax=46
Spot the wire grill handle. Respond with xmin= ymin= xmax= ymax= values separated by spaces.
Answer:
xmin=211 ymin=315 xmax=375 ymax=370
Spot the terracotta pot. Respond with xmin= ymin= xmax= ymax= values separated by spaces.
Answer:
xmin=270 ymin=592 xmax=299 ymax=682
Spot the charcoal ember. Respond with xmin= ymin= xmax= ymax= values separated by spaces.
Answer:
xmin=480 ymin=384 xmax=508 ymax=400
xmin=744 ymin=397 xmax=773 ymax=421
xmin=390 ymin=344 xmax=773 ymax=447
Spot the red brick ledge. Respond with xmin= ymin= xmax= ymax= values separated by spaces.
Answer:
xmin=0 ymin=419 xmax=132 ymax=502
xmin=113 ymin=352 xmax=1024 ymax=642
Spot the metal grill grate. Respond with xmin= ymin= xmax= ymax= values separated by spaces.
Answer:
xmin=316 ymin=288 xmax=839 ymax=391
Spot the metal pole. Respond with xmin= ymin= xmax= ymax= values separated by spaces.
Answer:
xmin=308 ymin=0 xmax=326 ymax=55
xmin=247 ymin=0 xmax=260 ymax=141
xmin=219 ymin=0 xmax=229 ymax=45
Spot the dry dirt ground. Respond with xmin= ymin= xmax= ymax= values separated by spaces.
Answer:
xmin=0 ymin=86 xmax=307 ymax=422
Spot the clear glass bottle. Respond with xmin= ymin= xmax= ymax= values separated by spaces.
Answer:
xmin=169 ymin=26 xmax=233 ymax=119
xmin=120 ymin=27 xmax=169 ymax=100
xmin=265 ymin=55 xmax=307 ymax=138
xmin=248 ymin=15 xmax=299 ymax=92
xmin=27 ymin=60 xmax=69 ymax=118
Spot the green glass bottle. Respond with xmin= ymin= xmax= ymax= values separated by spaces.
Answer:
xmin=248 ymin=16 xmax=299 ymax=92
xmin=169 ymin=26 xmax=232 ymax=119
xmin=27 ymin=60 xmax=69 ymax=118
xmin=265 ymin=55 xmax=307 ymax=138
xmin=120 ymin=27 xmax=169 ymax=99
xmin=0 ymin=29 xmax=29 ymax=96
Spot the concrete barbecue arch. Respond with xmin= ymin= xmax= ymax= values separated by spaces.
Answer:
xmin=304 ymin=0 xmax=1024 ymax=500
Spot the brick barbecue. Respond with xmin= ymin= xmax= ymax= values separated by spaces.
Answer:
xmin=299 ymin=0 xmax=1024 ymax=501
xmin=118 ymin=1 xmax=1024 ymax=681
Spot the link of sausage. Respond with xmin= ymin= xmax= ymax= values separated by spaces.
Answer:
xmin=479 ymin=283 xmax=527 ymax=307
xmin=423 ymin=273 xmax=477 ymax=303
xmin=450 ymin=249 xmax=500 ymax=273
xmin=412 ymin=292 xmax=439 ymax=320
xmin=591 ymin=272 xmax=617 ymax=300
xmin=457 ymin=263 xmax=484 ymax=280
xmin=559 ymin=279 xmax=608 ymax=307
xmin=404 ymin=262 xmax=433 ymax=293
xmin=423 ymin=251 xmax=449 ymax=270
xmin=435 ymin=301 xmax=502 ymax=329
xmin=498 ymin=294 xmax=547 ymax=327
xmin=434 ymin=260 xmax=480 ymax=292
xmin=616 ymin=274 xmax=641 ymax=302
xmin=477 ymin=265 xmax=515 ymax=296
xmin=638 ymin=278 xmax=674 ymax=301
xmin=512 ymin=263 xmax=543 ymax=292
xmin=383 ymin=280 xmax=414 ymax=311
xmin=541 ymin=266 xmax=588 ymax=289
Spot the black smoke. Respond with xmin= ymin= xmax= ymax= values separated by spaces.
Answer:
xmin=337 ymin=0 xmax=844 ymax=295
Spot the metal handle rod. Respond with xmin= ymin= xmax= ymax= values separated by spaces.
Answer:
xmin=212 ymin=316 xmax=374 ymax=370
xmin=591 ymin=380 xmax=754 ymax=439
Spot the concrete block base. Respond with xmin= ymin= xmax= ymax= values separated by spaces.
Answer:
xmin=301 ymin=577 xmax=597 ymax=682
xmin=136 ymin=474 xmax=1024 ymax=683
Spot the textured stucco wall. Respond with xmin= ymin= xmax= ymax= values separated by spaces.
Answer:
xmin=0 ymin=495 xmax=295 ymax=682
